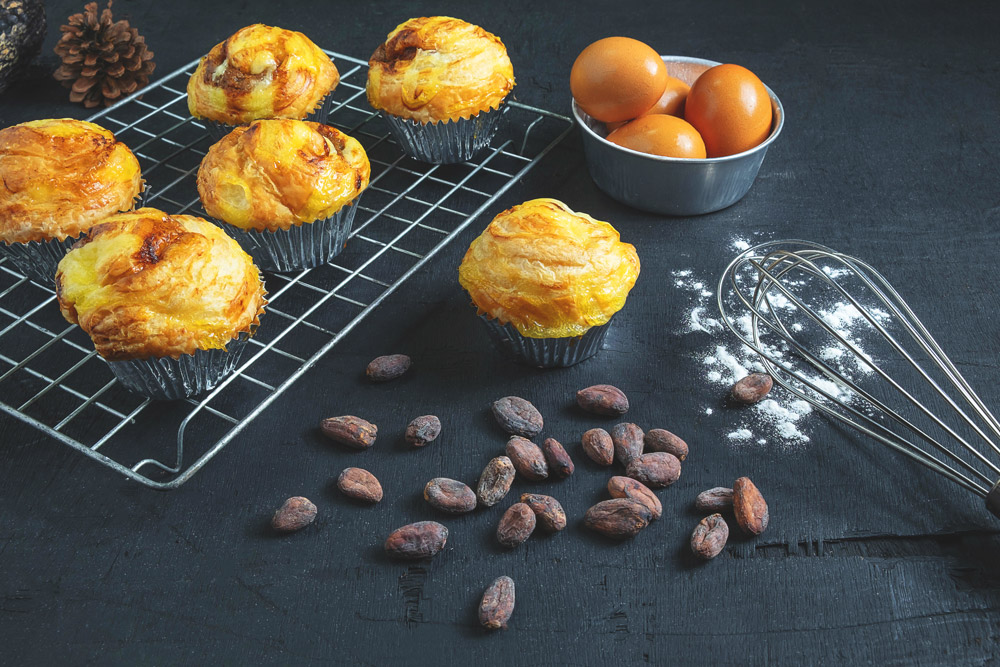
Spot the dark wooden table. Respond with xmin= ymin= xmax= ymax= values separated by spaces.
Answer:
xmin=2 ymin=1 xmax=999 ymax=663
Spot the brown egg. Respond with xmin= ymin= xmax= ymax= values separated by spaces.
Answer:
xmin=606 ymin=75 xmax=690 ymax=132
xmin=606 ymin=115 xmax=707 ymax=159
xmin=571 ymin=37 xmax=668 ymax=123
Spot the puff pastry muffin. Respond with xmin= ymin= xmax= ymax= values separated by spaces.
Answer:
xmin=197 ymin=119 xmax=370 ymax=272
xmin=56 ymin=207 xmax=266 ymax=399
xmin=187 ymin=24 xmax=339 ymax=134
xmin=458 ymin=198 xmax=640 ymax=367
xmin=367 ymin=16 xmax=515 ymax=163
xmin=0 ymin=118 xmax=143 ymax=283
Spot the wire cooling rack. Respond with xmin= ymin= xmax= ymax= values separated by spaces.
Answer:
xmin=0 ymin=51 xmax=572 ymax=489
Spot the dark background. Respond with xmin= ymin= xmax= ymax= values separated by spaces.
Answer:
xmin=2 ymin=1 xmax=1000 ymax=664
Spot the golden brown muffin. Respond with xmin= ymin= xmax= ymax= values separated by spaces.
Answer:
xmin=197 ymin=119 xmax=370 ymax=232
xmin=56 ymin=207 xmax=266 ymax=361
xmin=187 ymin=24 xmax=339 ymax=125
xmin=367 ymin=16 xmax=515 ymax=123
xmin=458 ymin=198 xmax=640 ymax=338
xmin=0 ymin=118 xmax=142 ymax=244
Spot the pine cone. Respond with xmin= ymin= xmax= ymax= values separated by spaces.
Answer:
xmin=53 ymin=1 xmax=155 ymax=108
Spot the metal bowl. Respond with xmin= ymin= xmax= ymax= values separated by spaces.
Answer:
xmin=572 ymin=55 xmax=785 ymax=216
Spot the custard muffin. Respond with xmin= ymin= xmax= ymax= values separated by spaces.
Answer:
xmin=187 ymin=24 xmax=339 ymax=139
xmin=367 ymin=16 xmax=515 ymax=163
xmin=0 ymin=118 xmax=143 ymax=284
xmin=56 ymin=207 xmax=266 ymax=399
xmin=197 ymin=119 xmax=370 ymax=272
xmin=458 ymin=198 xmax=640 ymax=367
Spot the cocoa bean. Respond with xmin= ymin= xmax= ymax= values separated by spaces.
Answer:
xmin=271 ymin=496 xmax=317 ymax=533
xmin=366 ymin=354 xmax=411 ymax=382
xmin=584 ymin=499 xmax=651 ymax=539
xmin=730 ymin=373 xmax=773 ymax=404
xmin=384 ymin=521 xmax=448 ymax=560
xmin=491 ymin=396 xmax=543 ymax=438
xmin=424 ymin=478 xmax=477 ymax=514
xmin=320 ymin=415 xmax=377 ymax=449
xmin=519 ymin=493 xmax=567 ymax=532
xmin=733 ymin=477 xmax=769 ymax=535
xmin=477 ymin=456 xmax=516 ymax=507
xmin=505 ymin=436 xmax=548 ymax=481
xmin=626 ymin=452 xmax=681 ymax=488
xmin=607 ymin=476 xmax=662 ymax=520
xmin=479 ymin=576 xmax=515 ymax=630
xmin=611 ymin=422 xmax=644 ymax=466
xmin=405 ymin=415 xmax=441 ymax=447
xmin=644 ymin=428 xmax=688 ymax=461
xmin=581 ymin=428 xmax=614 ymax=466
xmin=694 ymin=487 xmax=734 ymax=512
xmin=690 ymin=513 xmax=729 ymax=560
xmin=541 ymin=437 xmax=574 ymax=478
xmin=336 ymin=468 xmax=383 ymax=503
xmin=497 ymin=502 xmax=536 ymax=548
xmin=576 ymin=384 xmax=629 ymax=416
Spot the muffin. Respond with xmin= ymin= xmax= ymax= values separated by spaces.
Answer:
xmin=55 ymin=208 xmax=266 ymax=400
xmin=0 ymin=118 xmax=143 ymax=284
xmin=458 ymin=198 xmax=640 ymax=367
xmin=367 ymin=16 xmax=515 ymax=163
xmin=197 ymin=119 xmax=370 ymax=272
xmin=187 ymin=24 xmax=339 ymax=140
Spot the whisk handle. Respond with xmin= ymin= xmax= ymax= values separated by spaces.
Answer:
xmin=987 ymin=481 xmax=1000 ymax=519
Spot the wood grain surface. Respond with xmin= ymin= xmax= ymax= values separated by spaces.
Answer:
xmin=2 ymin=0 xmax=999 ymax=664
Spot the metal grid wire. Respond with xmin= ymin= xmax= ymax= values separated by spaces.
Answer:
xmin=0 ymin=51 xmax=572 ymax=489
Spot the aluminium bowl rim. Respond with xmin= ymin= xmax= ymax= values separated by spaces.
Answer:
xmin=571 ymin=54 xmax=785 ymax=164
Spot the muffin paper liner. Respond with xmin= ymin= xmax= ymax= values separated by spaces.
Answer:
xmin=476 ymin=312 xmax=612 ymax=368
xmin=218 ymin=196 xmax=361 ymax=273
xmin=379 ymin=100 xmax=510 ymax=164
xmin=201 ymin=91 xmax=337 ymax=142
xmin=107 ymin=332 xmax=253 ymax=401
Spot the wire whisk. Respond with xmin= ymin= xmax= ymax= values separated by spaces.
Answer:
xmin=717 ymin=240 xmax=1000 ymax=519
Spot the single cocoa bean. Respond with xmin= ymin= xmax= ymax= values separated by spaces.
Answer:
xmin=366 ymin=354 xmax=411 ymax=382
xmin=584 ymin=499 xmax=651 ymax=539
xmin=336 ymin=468 xmax=383 ymax=503
xmin=690 ymin=513 xmax=729 ymax=560
xmin=497 ymin=503 xmax=536 ymax=548
xmin=519 ymin=493 xmax=567 ymax=532
xmin=626 ymin=452 xmax=681 ymax=488
xmin=271 ymin=496 xmax=317 ymax=533
xmin=694 ymin=487 xmax=734 ymax=512
xmin=384 ymin=521 xmax=448 ymax=560
xmin=506 ymin=436 xmax=548 ymax=481
xmin=541 ymin=437 xmax=574 ymax=478
xmin=424 ymin=478 xmax=477 ymax=514
xmin=477 ymin=456 xmax=516 ymax=507
xmin=730 ymin=373 xmax=773 ymax=404
xmin=576 ymin=384 xmax=630 ymax=416
xmin=733 ymin=477 xmax=769 ymax=535
xmin=607 ymin=476 xmax=662 ymax=520
xmin=320 ymin=415 xmax=377 ymax=449
xmin=644 ymin=428 xmax=688 ymax=461
xmin=581 ymin=428 xmax=614 ymax=466
xmin=611 ymin=422 xmax=644 ymax=466
xmin=491 ymin=396 xmax=543 ymax=438
xmin=479 ymin=576 xmax=515 ymax=630
xmin=405 ymin=415 xmax=441 ymax=447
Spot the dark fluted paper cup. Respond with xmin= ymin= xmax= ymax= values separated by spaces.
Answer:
xmin=0 ymin=235 xmax=81 ymax=285
xmin=477 ymin=313 xmax=612 ymax=368
xmin=380 ymin=101 xmax=509 ymax=164
xmin=107 ymin=333 xmax=252 ymax=401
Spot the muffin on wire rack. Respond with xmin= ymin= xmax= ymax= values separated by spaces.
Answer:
xmin=187 ymin=24 xmax=340 ymax=140
xmin=197 ymin=118 xmax=370 ymax=272
xmin=458 ymin=198 xmax=640 ymax=367
xmin=0 ymin=118 xmax=143 ymax=285
xmin=55 ymin=208 xmax=267 ymax=400
xmin=366 ymin=16 xmax=515 ymax=163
